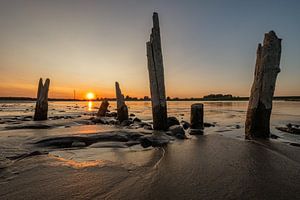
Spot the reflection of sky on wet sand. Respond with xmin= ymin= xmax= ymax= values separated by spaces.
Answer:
xmin=50 ymin=155 xmax=105 ymax=169
xmin=49 ymin=147 xmax=162 ymax=168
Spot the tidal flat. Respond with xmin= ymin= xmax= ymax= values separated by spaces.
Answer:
xmin=0 ymin=101 xmax=299 ymax=199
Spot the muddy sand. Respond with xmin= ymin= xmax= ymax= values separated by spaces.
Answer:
xmin=0 ymin=126 xmax=299 ymax=199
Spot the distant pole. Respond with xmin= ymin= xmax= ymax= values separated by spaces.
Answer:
xmin=146 ymin=12 xmax=168 ymax=130
xmin=245 ymin=31 xmax=281 ymax=139
xmin=73 ymin=90 xmax=76 ymax=100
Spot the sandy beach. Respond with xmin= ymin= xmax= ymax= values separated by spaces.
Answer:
xmin=0 ymin=101 xmax=299 ymax=199
xmin=1 ymin=134 xmax=299 ymax=199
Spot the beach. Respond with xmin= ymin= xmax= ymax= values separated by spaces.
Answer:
xmin=1 ymin=1 xmax=300 ymax=199
xmin=0 ymin=101 xmax=300 ymax=199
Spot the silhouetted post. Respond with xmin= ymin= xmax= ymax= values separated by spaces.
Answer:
xmin=115 ymin=82 xmax=128 ymax=122
xmin=146 ymin=12 xmax=168 ymax=130
xmin=190 ymin=103 xmax=204 ymax=134
xmin=97 ymin=100 xmax=109 ymax=117
xmin=245 ymin=31 xmax=282 ymax=139
xmin=34 ymin=78 xmax=50 ymax=121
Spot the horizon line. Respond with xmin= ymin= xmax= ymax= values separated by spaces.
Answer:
xmin=1 ymin=95 xmax=300 ymax=101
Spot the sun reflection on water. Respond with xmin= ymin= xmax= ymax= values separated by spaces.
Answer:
xmin=88 ymin=101 xmax=93 ymax=111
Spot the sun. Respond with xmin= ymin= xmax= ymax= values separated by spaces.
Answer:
xmin=86 ymin=92 xmax=95 ymax=100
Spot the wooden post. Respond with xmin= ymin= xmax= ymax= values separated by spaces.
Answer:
xmin=245 ymin=31 xmax=282 ymax=139
xmin=146 ymin=12 xmax=168 ymax=130
xmin=115 ymin=82 xmax=128 ymax=122
xmin=97 ymin=100 xmax=109 ymax=117
xmin=190 ymin=103 xmax=204 ymax=134
xmin=34 ymin=78 xmax=50 ymax=121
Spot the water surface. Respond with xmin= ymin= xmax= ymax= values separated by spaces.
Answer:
xmin=1 ymin=100 xmax=299 ymax=142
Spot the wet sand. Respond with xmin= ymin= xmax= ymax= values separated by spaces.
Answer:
xmin=1 ymin=134 xmax=299 ymax=200
xmin=1 ymin=101 xmax=299 ymax=199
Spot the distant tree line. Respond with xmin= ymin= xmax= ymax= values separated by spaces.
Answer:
xmin=96 ymin=96 xmax=151 ymax=101
xmin=202 ymin=94 xmax=236 ymax=100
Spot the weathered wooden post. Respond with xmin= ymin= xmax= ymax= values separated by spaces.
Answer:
xmin=245 ymin=31 xmax=282 ymax=139
xmin=146 ymin=12 xmax=168 ymax=130
xmin=115 ymin=82 xmax=128 ymax=122
xmin=34 ymin=78 xmax=50 ymax=121
xmin=97 ymin=100 xmax=109 ymax=117
xmin=189 ymin=103 xmax=204 ymax=135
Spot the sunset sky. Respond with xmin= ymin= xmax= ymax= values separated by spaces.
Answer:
xmin=0 ymin=0 xmax=299 ymax=99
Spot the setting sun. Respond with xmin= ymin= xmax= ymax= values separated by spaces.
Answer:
xmin=86 ymin=92 xmax=95 ymax=100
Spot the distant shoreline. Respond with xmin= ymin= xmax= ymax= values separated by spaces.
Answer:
xmin=0 ymin=96 xmax=300 ymax=101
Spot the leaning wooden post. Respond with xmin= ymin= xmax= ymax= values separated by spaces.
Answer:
xmin=146 ymin=12 xmax=168 ymax=130
xmin=115 ymin=82 xmax=128 ymax=122
xmin=34 ymin=78 xmax=50 ymax=121
xmin=245 ymin=31 xmax=282 ymax=139
xmin=190 ymin=103 xmax=204 ymax=134
xmin=97 ymin=100 xmax=109 ymax=117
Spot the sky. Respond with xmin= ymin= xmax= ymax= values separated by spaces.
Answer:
xmin=0 ymin=0 xmax=299 ymax=99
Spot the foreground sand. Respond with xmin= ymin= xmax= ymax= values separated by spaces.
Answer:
xmin=0 ymin=133 xmax=299 ymax=200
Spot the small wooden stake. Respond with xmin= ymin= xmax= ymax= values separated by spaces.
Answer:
xmin=97 ymin=100 xmax=109 ymax=117
xmin=34 ymin=78 xmax=50 ymax=121
xmin=190 ymin=103 xmax=204 ymax=134
xmin=245 ymin=31 xmax=282 ymax=139
xmin=115 ymin=82 xmax=128 ymax=122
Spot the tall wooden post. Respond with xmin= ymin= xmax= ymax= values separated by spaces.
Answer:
xmin=245 ymin=31 xmax=282 ymax=139
xmin=146 ymin=12 xmax=168 ymax=130
xmin=97 ymin=100 xmax=109 ymax=117
xmin=115 ymin=82 xmax=128 ymax=122
xmin=34 ymin=78 xmax=50 ymax=121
